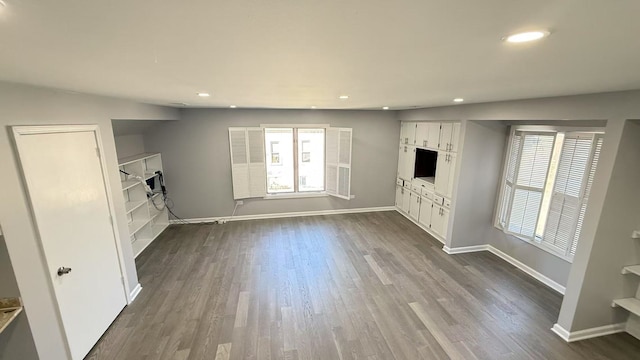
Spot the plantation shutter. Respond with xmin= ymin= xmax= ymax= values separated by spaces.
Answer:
xmin=542 ymin=133 xmax=594 ymax=254
xmin=247 ymin=128 xmax=266 ymax=197
xmin=326 ymin=127 xmax=352 ymax=200
xmin=229 ymin=127 xmax=267 ymax=199
xmin=570 ymin=135 xmax=603 ymax=256
xmin=499 ymin=132 xmax=521 ymax=227
xmin=504 ymin=132 xmax=555 ymax=239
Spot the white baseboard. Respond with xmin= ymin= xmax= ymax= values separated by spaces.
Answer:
xmin=552 ymin=323 xmax=626 ymax=342
xmin=128 ymin=283 xmax=143 ymax=304
xmin=443 ymin=244 xmax=489 ymax=254
xmin=395 ymin=208 xmax=445 ymax=245
xmin=486 ymin=245 xmax=566 ymax=295
xmin=170 ymin=206 xmax=396 ymax=224
xmin=439 ymin=243 xmax=566 ymax=295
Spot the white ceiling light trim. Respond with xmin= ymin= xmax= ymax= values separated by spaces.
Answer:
xmin=230 ymin=105 xmax=237 ymax=108
xmin=339 ymin=95 xmax=349 ymax=99
xmin=453 ymin=98 xmax=464 ymax=103
xmin=197 ymin=92 xmax=210 ymax=97
xmin=504 ymin=30 xmax=550 ymax=43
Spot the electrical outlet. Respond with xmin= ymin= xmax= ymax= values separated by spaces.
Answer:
xmin=236 ymin=200 xmax=244 ymax=206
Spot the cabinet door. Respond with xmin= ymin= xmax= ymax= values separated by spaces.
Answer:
xmin=440 ymin=207 xmax=450 ymax=239
xmin=430 ymin=204 xmax=444 ymax=235
xmin=398 ymin=145 xmax=414 ymax=181
xmin=415 ymin=123 xmax=429 ymax=148
xmin=434 ymin=152 xmax=450 ymax=196
xmin=395 ymin=185 xmax=404 ymax=209
xmin=401 ymin=187 xmax=411 ymax=213
xmin=397 ymin=144 xmax=405 ymax=179
xmin=439 ymin=123 xmax=453 ymax=151
xmin=401 ymin=122 xmax=417 ymax=145
xmin=446 ymin=153 xmax=457 ymax=198
xmin=450 ymin=123 xmax=461 ymax=152
xmin=418 ymin=197 xmax=433 ymax=227
xmin=426 ymin=123 xmax=440 ymax=150
xmin=409 ymin=192 xmax=421 ymax=220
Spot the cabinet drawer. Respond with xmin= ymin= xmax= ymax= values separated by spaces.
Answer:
xmin=444 ymin=198 xmax=451 ymax=209
xmin=421 ymin=189 xmax=433 ymax=199
xmin=433 ymin=195 xmax=444 ymax=205
xmin=396 ymin=178 xmax=404 ymax=186
xmin=403 ymin=182 xmax=411 ymax=190
xmin=411 ymin=184 xmax=421 ymax=193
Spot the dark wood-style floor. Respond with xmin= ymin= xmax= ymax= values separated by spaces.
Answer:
xmin=87 ymin=211 xmax=640 ymax=359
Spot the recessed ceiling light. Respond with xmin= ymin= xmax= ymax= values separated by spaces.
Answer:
xmin=339 ymin=95 xmax=349 ymax=100
xmin=382 ymin=106 xmax=389 ymax=110
xmin=504 ymin=31 xmax=549 ymax=43
xmin=453 ymin=98 xmax=464 ymax=103
xmin=230 ymin=105 xmax=237 ymax=108
xmin=311 ymin=106 xmax=317 ymax=109
xmin=197 ymin=92 xmax=210 ymax=97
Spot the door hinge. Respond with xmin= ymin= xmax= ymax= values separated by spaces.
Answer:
xmin=95 ymin=147 xmax=101 ymax=158
xmin=109 ymin=216 xmax=113 ymax=225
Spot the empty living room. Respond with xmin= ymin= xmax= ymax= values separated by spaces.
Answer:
xmin=1 ymin=1 xmax=640 ymax=359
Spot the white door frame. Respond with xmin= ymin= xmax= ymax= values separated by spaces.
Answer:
xmin=12 ymin=124 xmax=130 ymax=357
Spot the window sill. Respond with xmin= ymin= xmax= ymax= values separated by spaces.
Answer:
xmin=263 ymin=192 xmax=328 ymax=200
xmin=494 ymin=224 xmax=574 ymax=263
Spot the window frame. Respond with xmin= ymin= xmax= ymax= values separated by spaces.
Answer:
xmin=262 ymin=124 xmax=329 ymax=198
xmin=494 ymin=126 xmax=605 ymax=263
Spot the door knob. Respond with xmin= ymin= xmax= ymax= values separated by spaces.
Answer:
xmin=57 ymin=267 xmax=72 ymax=276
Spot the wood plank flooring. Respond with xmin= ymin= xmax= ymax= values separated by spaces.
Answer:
xmin=86 ymin=211 xmax=640 ymax=359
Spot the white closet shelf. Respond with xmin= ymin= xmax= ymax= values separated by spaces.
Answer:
xmin=144 ymin=171 xmax=160 ymax=180
xmin=612 ymin=298 xmax=640 ymax=316
xmin=121 ymin=180 xmax=141 ymax=191
xmin=128 ymin=219 xmax=150 ymax=235
xmin=118 ymin=152 xmax=160 ymax=166
xmin=622 ymin=265 xmax=640 ymax=276
xmin=125 ymin=200 xmax=147 ymax=214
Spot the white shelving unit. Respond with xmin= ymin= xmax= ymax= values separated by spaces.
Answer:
xmin=118 ymin=153 xmax=169 ymax=258
xmin=612 ymin=230 xmax=640 ymax=332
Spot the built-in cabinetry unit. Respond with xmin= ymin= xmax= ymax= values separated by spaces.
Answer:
xmin=118 ymin=153 xmax=169 ymax=258
xmin=612 ymin=230 xmax=640 ymax=335
xmin=395 ymin=122 xmax=460 ymax=242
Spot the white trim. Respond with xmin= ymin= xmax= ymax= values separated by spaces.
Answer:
xmin=261 ymin=123 xmax=330 ymax=129
xmin=551 ymin=323 xmax=626 ymax=342
xmin=170 ymin=206 xmax=396 ymax=224
xmin=264 ymin=192 xmax=328 ymax=200
xmin=442 ymin=245 xmax=489 ymax=254
xmin=437 ymin=243 xmax=566 ymax=295
xmin=487 ymin=246 xmax=566 ymax=295
xmin=395 ymin=207 xmax=445 ymax=245
xmin=128 ymin=283 xmax=143 ymax=303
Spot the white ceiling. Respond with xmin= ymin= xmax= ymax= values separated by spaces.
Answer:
xmin=1 ymin=0 xmax=639 ymax=109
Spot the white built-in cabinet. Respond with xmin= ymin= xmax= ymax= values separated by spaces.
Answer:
xmin=395 ymin=121 xmax=460 ymax=242
xmin=118 ymin=153 xmax=169 ymax=258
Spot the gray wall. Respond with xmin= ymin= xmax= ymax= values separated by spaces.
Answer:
xmin=143 ymin=109 xmax=400 ymax=219
xmin=397 ymin=89 xmax=640 ymax=333
xmin=114 ymin=134 xmax=145 ymax=159
xmin=564 ymin=119 xmax=640 ymax=331
xmin=0 ymin=81 xmax=179 ymax=359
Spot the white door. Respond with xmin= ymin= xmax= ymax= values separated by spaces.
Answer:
xmin=418 ymin=197 xmax=433 ymax=227
xmin=409 ymin=192 xmax=421 ymax=220
xmin=426 ymin=123 xmax=440 ymax=150
xmin=439 ymin=123 xmax=453 ymax=151
xmin=13 ymin=126 xmax=127 ymax=360
xmin=415 ymin=123 xmax=429 ymax=148
xmin=401 ymin=122 xmax=416 ymax=145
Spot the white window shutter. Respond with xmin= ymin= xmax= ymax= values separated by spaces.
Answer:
xmin=542 ymin=134 xmax=594 ymax=254
xmin=326 ymin=128 xmax=352 ymax=199
xmin=505 ymin=132 xmax=555 ymax=239
xmin=229 ymin=128 xmax=250 ymax=199
xmin=246 ymin=128 xmax=266 ymax=197
xmin=570 ymin=135 xmax=603 ymax=256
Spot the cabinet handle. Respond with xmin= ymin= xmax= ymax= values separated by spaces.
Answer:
xmin=404 ymin=146 xmax=407 ymax=153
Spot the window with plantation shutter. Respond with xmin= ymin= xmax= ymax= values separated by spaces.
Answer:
xmin=496 ymin=128 xmax=604 ymax=261
xmin=229 ymin=125 xmax=352 ymax=200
